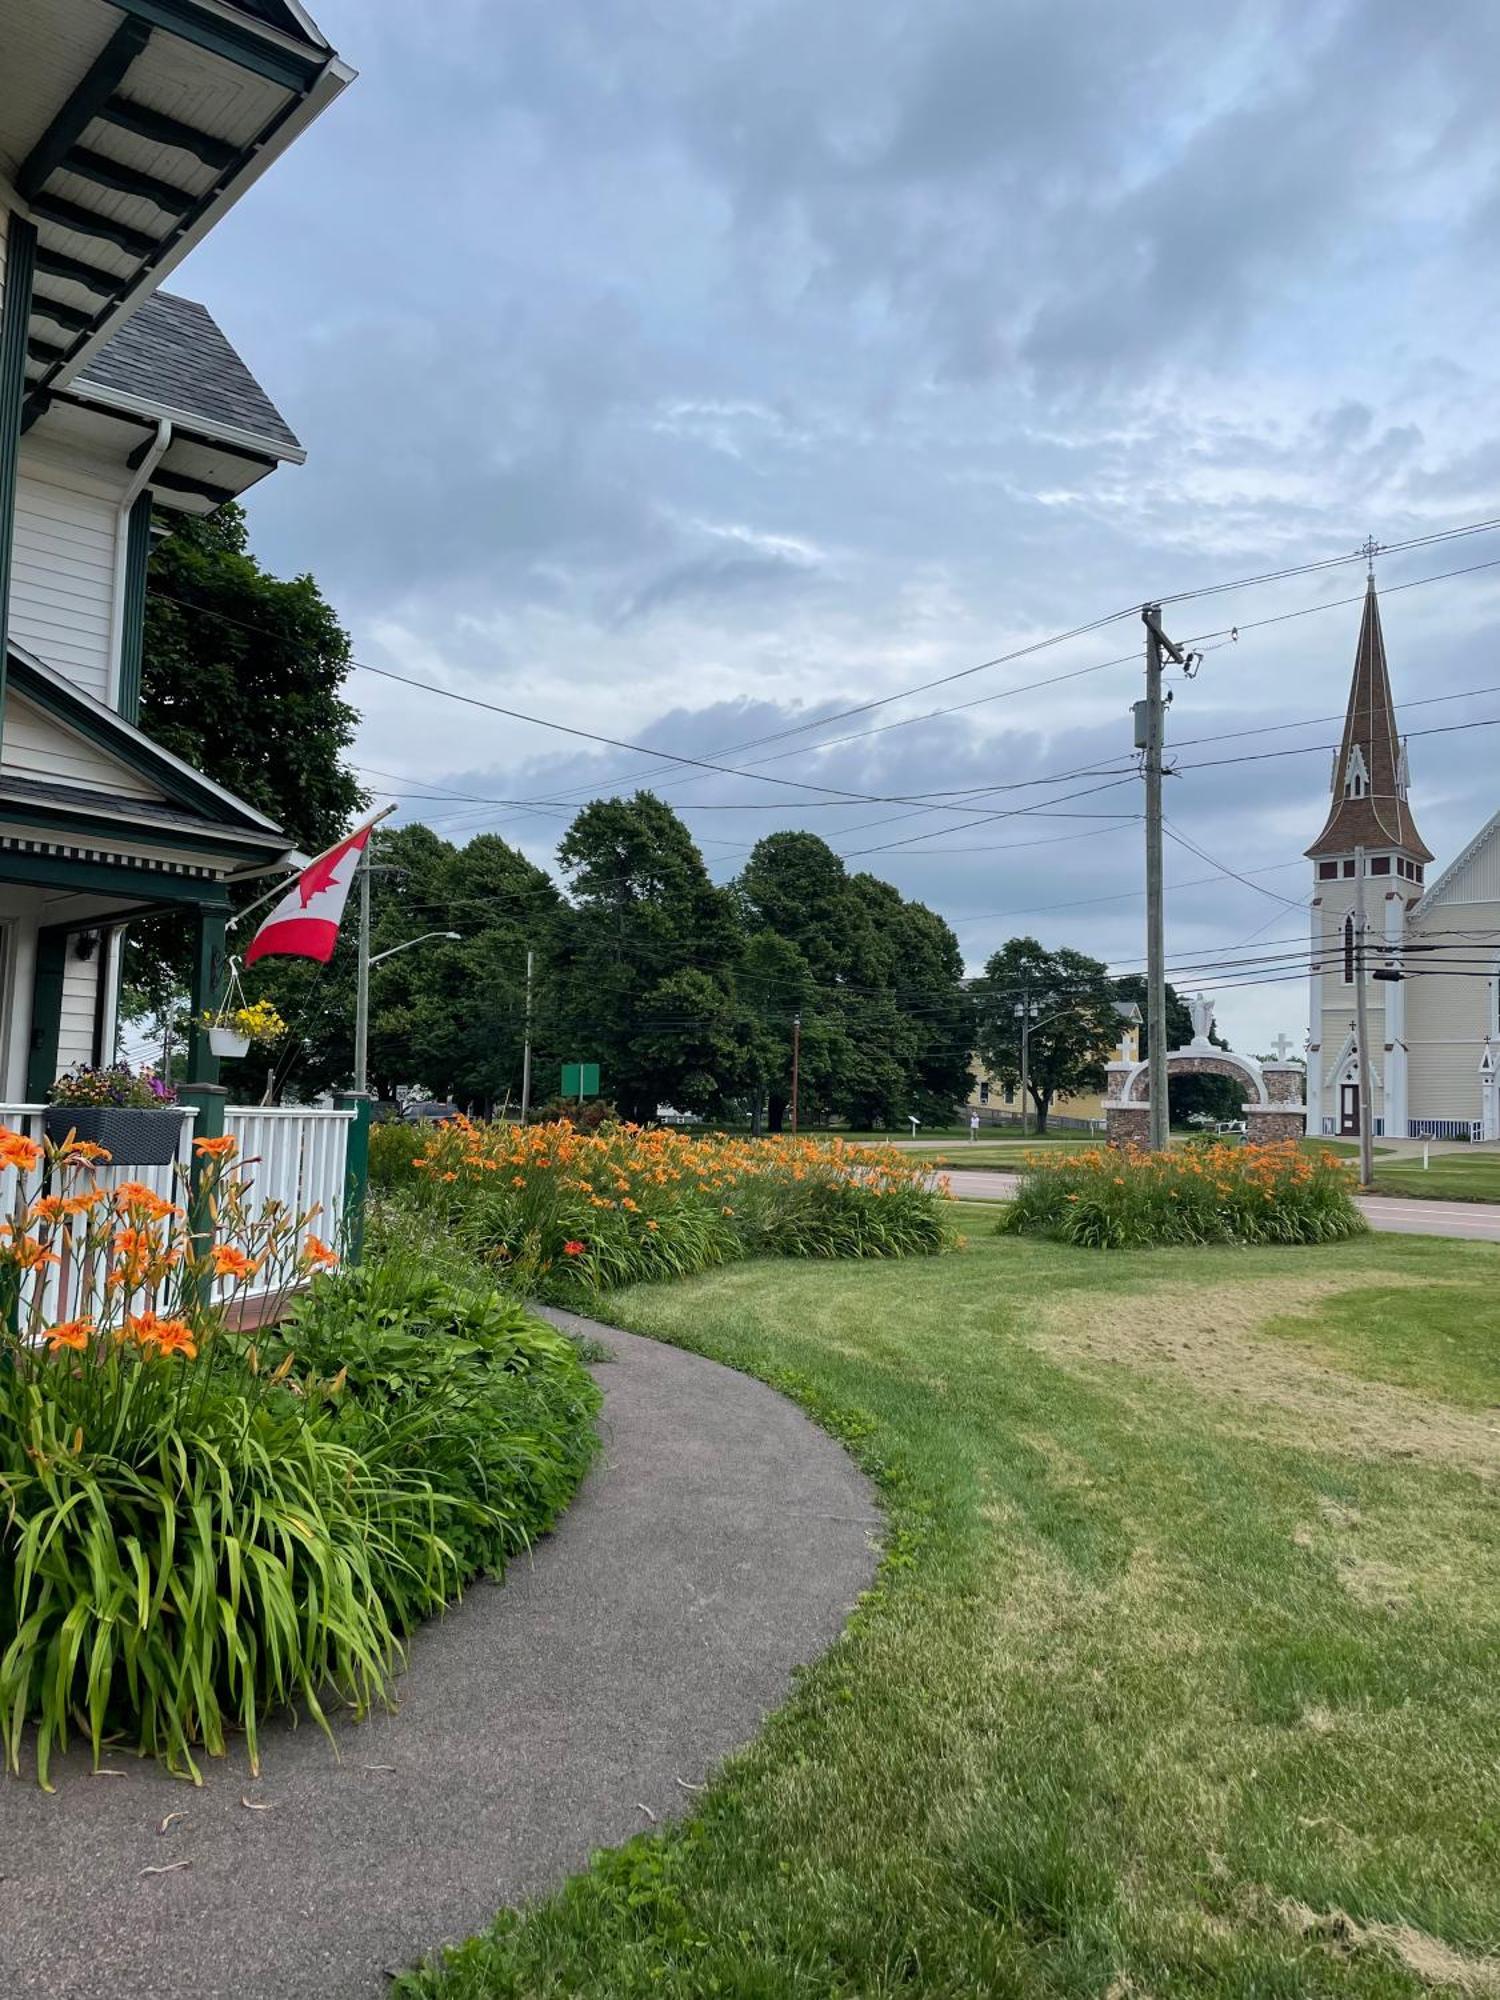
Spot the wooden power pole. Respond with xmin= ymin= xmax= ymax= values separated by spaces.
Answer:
xmin=1140 ymin=606 xmax=1186 ymax=1152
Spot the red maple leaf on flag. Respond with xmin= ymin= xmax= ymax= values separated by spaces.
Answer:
xmin=297 ymin=829 xmax=363 ymax=907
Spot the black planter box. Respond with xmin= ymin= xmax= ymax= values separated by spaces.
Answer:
xmin=43 ymin=1105 xmax=185 ymax=1167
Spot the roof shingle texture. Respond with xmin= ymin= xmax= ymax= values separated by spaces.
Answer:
xmin=1306 ymin=578 xmax=1433 ymax=863
xmin=76 ymin=292 xmax=301 ymax=454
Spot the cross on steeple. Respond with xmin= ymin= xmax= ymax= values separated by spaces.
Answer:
xmin=1360 ymin=534 xmax=1381 ymax=579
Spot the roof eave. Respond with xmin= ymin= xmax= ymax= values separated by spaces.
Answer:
xmin=57 ymin=378 xmax=306 ymax=465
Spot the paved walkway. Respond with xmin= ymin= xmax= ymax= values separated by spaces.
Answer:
xmin=0 ymin=1315 xmax=880 ymax=2000
xmin=944 ymin=1168 xmax=1500 ymax=1243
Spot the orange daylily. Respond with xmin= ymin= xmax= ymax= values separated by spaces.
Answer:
xmin=42 ymin=1318 xmax=92 ymax=1351
xmin=193 ymin=1135 xmax=239 ymax=1160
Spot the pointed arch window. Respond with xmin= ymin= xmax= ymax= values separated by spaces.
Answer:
xmin=1344 ymin=744 xmax=1369 ymax=800
xmin=1343 ymin=912 xmax=1356 ymax=984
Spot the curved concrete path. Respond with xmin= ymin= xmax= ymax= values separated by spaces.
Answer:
xmin=0 ymin=1314 xmax=880 ymax=2000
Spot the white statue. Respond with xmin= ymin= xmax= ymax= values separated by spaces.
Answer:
xmin=1188 ymin=991 xmax=1215 ymax=1048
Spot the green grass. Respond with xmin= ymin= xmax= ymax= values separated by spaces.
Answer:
xmin=1371 ymin=1153 xmax=1500 ymax=1203
xmin=401 ymin=1221 xmax=1500 ymax=1998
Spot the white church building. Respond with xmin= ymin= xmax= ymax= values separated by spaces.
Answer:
xmin=1307 ymin=577 xmax=1500 ymax=1142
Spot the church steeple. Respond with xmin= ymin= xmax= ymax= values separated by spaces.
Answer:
xmin=1306 ymin=574 xmax=1432 ymax=864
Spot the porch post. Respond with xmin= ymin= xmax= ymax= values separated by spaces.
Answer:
xmin=25 ymin=925 xmax=68 ymax=1102
xmin=334 ymin=1091 xmax=371 ymax=1263
xmin=178 ymin=904 xmax=229 ymax=1301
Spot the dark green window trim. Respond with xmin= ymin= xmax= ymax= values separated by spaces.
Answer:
xmin=0 ymin=847 xmax=233 ymax=906
xmin=0 ymin=218 xmax=38 ymax=743
xmin=117 ymin=491 xmax=153 ymax=724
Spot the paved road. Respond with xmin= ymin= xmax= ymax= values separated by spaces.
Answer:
xmin=942 ymin=1168 xmax=1500 ymax=1244
xmin=0 ymin=1315 xmax=879 ymax=2000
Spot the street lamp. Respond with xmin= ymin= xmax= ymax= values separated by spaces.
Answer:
xmin=355 ymin=930 xmax=462 ymax=1094
xmin=1013 ymin=999 xmax=1076 ymax=1140
xmin=370 ymin=930 xmax=461 ymax=967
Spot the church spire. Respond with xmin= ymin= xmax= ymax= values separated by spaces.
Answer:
xmin=1306 ymin=574 xmax=1432 ymax=862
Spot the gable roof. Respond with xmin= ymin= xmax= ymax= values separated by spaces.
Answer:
xmin=1306 ymin=578 xmax=1433 ymax=862
xmin=5 ymin=639 xmax=289 ymax=850
xmin=74 ymin=291 xmax=301 ymax=455
xmin=1414 ymin=807 xmax=1500 ymax=917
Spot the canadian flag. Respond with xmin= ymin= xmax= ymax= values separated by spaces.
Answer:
xmin=244 ymin=815 xmax=380 ymax=967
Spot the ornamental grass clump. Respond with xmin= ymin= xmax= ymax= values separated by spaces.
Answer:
xmin=1001 ymin=1140 xmax=1366 ymax=1249
xmin=392 ymin=1118 xmax=951 ymax=1301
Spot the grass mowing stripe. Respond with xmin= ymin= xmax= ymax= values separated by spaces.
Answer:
xmin=400 ymin=1224 xmax=1500 ymax=1999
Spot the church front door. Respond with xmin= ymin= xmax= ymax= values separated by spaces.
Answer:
xmin=1339 ymin=1081 xmax=1360 ymax=1137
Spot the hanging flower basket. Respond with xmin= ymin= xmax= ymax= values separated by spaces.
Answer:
xmin=199 ymin=991 xmax=286 ymax=1064
xmin=208 ymin=1027 xmax=252 ymax=1059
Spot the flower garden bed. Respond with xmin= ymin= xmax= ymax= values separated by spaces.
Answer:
xmin=1000 ymin=1139 xmax=1366 ymax=1248
xmin=383 ymin=1118 xmax=953 ymax=1300
xmin=0 ymin=1129 xmax=599 ymax=1787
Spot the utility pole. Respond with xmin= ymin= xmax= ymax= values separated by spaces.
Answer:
xmin=1140 ymin=605 xmax=1186 ymax=1152
xmin=353 ymin=842 xmax=371 ymax=1096
xmin=790 ymin=1010 xmax=801 ymax=1136
xmin=1352 ymin=844 xmax=1376 ymax=1189
xmin=1015 ymin=989 xmax=1032 ymax=1140
xmin=520 ymin=946 xmax=534 ymax=1125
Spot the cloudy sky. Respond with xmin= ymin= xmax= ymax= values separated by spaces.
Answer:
xmin=174 ymin=0 xmax=1500 ymax=1053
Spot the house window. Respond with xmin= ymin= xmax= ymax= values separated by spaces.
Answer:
xmin=1370 ymin=856 xmax=1390 ymax=875
xmin=1318 ymin=861 xmax=1338 ymax=881
xmin=978 ymin=1080 xmax=989 ymax=1104
xmin=1003 ymin=1083 xmax=1014 ymax=1105
xmin=1343 ymin=912 xmax=1356 ymax=984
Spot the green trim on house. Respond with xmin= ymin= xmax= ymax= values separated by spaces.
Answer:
xmin=0 ymin=847 xmax=232 ymax=907
xmin=25 ymin=927 xmax=69 ymax=1103
xmin=0 ymin=218 xmax=38 ymax=741
xmin=17 ymin=19 xmax=153 ymax=201
xmin=0 ymin=797 xmax=280 ymax=865
xmin=116 ymin=492 xmax=153 ymax=724
xmin=7 ymin=649 xmax=282 ymax=836
xmin=104 ymin=0 xmax=324 ymax=91
xmin=185 ymin=902 xmax=227 ymax=1085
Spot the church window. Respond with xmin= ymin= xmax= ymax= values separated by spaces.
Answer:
xmin=1342 ymin=913 xmax=1356 ymax=984
xmin=1370 ymin=855 xmax=1391 ymax=875
xmin=1343 ymin=859 xmax=1356 ymax=877
xmin=1344 ymin=744 xmax=1369 ymax=799
xmin=1318 ymin=861 xmax=1338 ymax=881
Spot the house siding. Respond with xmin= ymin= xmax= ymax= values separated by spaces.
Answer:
xmin=1 ymin=693 xmax=160 ymax=797
xmin=1405 ymin=888 xmax=1500 ymax=1121
xmin=10 ymin=441 xmax=126 ymax=705
xmin=55 ymin=944 xmax=100 ymax=1072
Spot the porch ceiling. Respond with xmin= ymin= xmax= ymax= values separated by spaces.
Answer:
xmin=4 ymin=0 xmax=349 ymax=426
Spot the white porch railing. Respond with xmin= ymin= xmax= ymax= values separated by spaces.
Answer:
xmin=1407 ymin=1118 xmax=1483 ymax=1143
xmin=0 ymin=1101 xmax=353 ymax=1314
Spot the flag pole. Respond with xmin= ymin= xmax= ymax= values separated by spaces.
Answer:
xmin=354 ymin=836 xmax=372 ymax=1095
xmin=227 ymin=805 xmax=397 ymax=934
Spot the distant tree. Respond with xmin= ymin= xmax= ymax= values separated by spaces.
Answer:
xmin=124 ymin=504 xmax=364 ymax=1022
xmin=974 ymin=937 xmax=1119 ymax=1133
xmin=547 ymin=794 xmax=744 ymax=1122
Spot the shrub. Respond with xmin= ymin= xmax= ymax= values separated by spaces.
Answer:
xmin=1000 ymin=1141 xmax=1366 ymax=1249
xmin=369 ymin=1117 xmax=426 ymax=1192
xmin=275 ymin=1256 xmax=601 ymax=1578
xmin=403 ymin=1118 xmax=953 ymax=1302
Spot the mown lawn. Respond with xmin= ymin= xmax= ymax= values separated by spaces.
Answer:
xmin=1371 ymin=1152 xmax=1500 ymax=1203
xmin=402 ymin=1212 xmax=1500 ymax=1999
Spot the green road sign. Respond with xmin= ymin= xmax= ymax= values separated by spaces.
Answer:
xmin=561 ymin=1062 xmax=600 ymax=1099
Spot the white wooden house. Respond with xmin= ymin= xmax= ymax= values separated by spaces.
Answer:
xmin=0 ymin=0 xmax=361 ymax=1262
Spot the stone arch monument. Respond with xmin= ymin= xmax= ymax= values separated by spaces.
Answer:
xmin=1104 ymin=993 xmax=1307 ymax=1148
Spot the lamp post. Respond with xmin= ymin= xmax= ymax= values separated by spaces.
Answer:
xmin=1014 ymin=998 xmax=1079 ymax=1140
xmin=353 ymin=926 xmax=461 ymax=1095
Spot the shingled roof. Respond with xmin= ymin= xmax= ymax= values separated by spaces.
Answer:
xmin=1306 ymin=577 xmax=1432 ymax=863
xmin=75 ymin=293 xmax=302 ymax=456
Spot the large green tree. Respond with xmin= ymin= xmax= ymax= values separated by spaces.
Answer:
xmin=974 ymin=937 xmax=1120 ymax=1133
xmin=125 ymin=504 xmax=365 ymax=1022
xmin=546 ymin=794 xmax=746 ymax=1122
